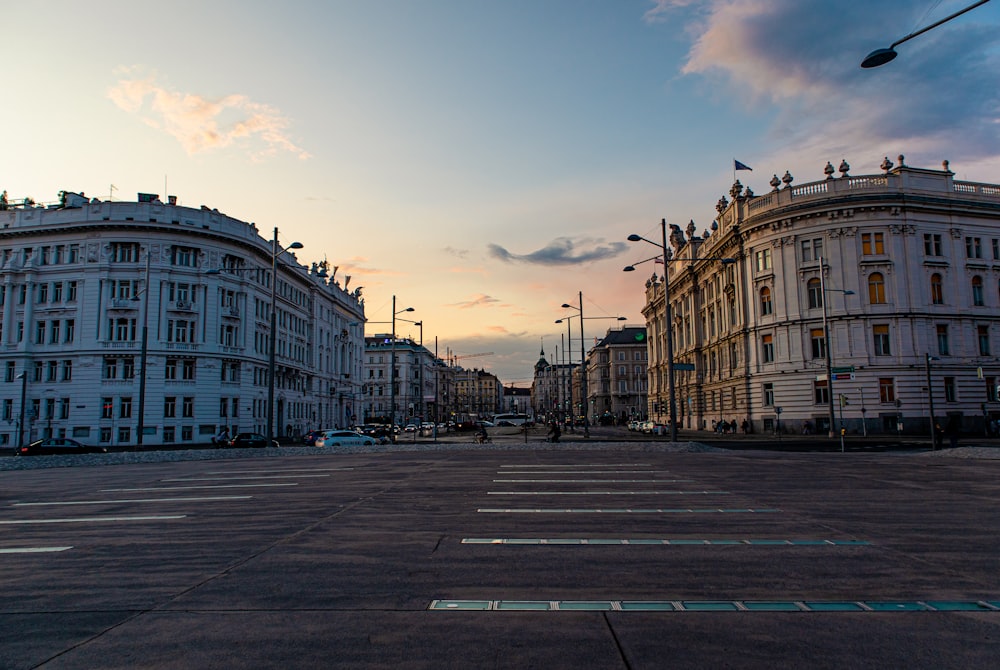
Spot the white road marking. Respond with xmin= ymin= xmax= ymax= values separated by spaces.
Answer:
xmin=102 ymin=483 xmax=298 ymax=492
xmin=13 ymin=496 xmax=252 ymax=507
xmin=0 ymin=515 xmax=186 ymax=524
xmin=161 ymin=475 xmax=329 ymax=481
xmin=0 ymin=546 xmax=73 ymax=554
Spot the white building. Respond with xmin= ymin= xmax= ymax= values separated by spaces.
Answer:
xmin=0 ymin=191 xmax=365 ymax=448
xmin=362 ymin=335 xmax=439 ymax=425
xmin=637 ymin=158 xmax=1000 ymax=436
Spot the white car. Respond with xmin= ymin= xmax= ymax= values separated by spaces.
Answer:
xmin=313 ymin=430 xmax=376 ymax=447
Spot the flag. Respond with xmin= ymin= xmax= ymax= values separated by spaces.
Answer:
xmin=734 ymin=160 xmax=752 ymax=171
xmin=654 ymin=257 xmax=664 ymax=264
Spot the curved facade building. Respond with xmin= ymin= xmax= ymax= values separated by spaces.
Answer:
xmin=639 ymin=158 xmax=1000 ymax=436
xmin=0 ymin=191 xmax=365 ymax=448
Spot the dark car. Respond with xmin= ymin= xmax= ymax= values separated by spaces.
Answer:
xmin=302 ymin=430 xmax=322 ymax=446
xmin=17 ymin=438 xmax=108 ymax=456
xmin=227 ymin=432 xmax=277 ymax=449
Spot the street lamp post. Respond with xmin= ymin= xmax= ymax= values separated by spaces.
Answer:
xmin=389 ymin=296 xmax=415 ymax=439
xmin=926 ymin=353 xmax=939 ymax=449
xmin=626 ymin=221 xmax=736 ymax=442
xmin=16 ymin=370 xmax=27 ymax=449
xmin=818 ymin=257 xmax=855 ymax=448
xmin=209 ymin=228 xmax=302 ymax=443
xmin=554 ymin=317 xmax=573 ymax=427
xmin=136 ymin=251 xmax=151 ymax=447
xmin=861 ymin=0 xmax=991 ymax=68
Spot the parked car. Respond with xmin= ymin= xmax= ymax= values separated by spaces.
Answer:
xmin=17 ymin=438 xmax=108 ymax=456
xmin=227 ymin=432 xmax=277 ymax=448
xmin=313 ymin=430 xmax=376 ymax=447
xmin=302 ymin=430 xmax=322 ymax=446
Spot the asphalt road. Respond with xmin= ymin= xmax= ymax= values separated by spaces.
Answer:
xmin=1 ymin=445 xmax=999 ymax=668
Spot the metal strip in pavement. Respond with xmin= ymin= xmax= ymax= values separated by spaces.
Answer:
xmin=0 ymin=515 xmax=187 ymax=524
xmin=0 ymin=546 xmax=73 ymax=554
xmin=499 ymin=464 xmax=652 ymax=468
xmin=102 ymin=484 xmax=298 ymax=492
xmin=493 ymin=479 xmax=691 ymax=483
xmin=461 ymin=538 xmax=869 ymax=546
xmin=14 ymin=496 xmax=252 ymax=507
xmin=161 ymin=475 xmax=329 ymax=481
xmin=487 ymin=491 xmax=728 ymax=496
xmin=204 ymin=468 xmax=354 ymax=474
xmin=477 ymin=508 xmax=780 ymax=514
xmin=430 ymin=600 xmax=1000 ymax=613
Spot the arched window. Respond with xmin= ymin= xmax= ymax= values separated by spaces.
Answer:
xmin=972 ymin=275 xmax=984 ymax=306
xmin=930 ymin=273 xmax=944 ymax=304
xmin=760 ymin=286 xmax=773 ymax=315
xmin=807 ymin=278 xmax=823 ymax=309
xmin=868 ymin=272 xmax=886 ymax=304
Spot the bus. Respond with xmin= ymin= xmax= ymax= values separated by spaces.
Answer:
xmin=491 ymin=413 xmax=533 ymax=427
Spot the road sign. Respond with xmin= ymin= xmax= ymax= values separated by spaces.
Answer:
xmin=673 ymin=363 xmax=696 ymax=371
xmin=832 ymin=366 xmax=855 ymax=373
xmin=833 ymin=373 xmax=855 ymax=381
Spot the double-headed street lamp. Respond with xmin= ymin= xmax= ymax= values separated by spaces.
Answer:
xmin=209 ymin=227 xmax=302 ymax=443
xmin=626 ymin=219 xmax=734 ymax=442
xmin=389 ymin=296 xmax=415 ymax=436
xmin=554 ymin=317 xmax=573 ymax=425
xmin=560 ymin=295 xmax=626 ymax=437
xmin=818 ymin=257 xmax=855 ymax=447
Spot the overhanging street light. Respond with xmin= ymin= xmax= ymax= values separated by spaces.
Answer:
xmin=209 ymin=227 xmax=302 ymax=443
xmin=389 ymin=296 xmax=415 ymax=439
xmin=555 ymin=317 xmax=573 ymax=427
xmin=626 ymin=219 xmax=735 ymax=442
xmin=861 ymin=0 xmax=991 ymax=68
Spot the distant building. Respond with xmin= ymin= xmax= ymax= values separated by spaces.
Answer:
xmin=502 ymin=385 xmax=532 ymax=416
xmin=635 ymin=157 xmax=1000 ymax=435
xmin=585 ymin=326 xmax=648 ymax=424
xmin=362 ymin=335 xmax=439 ymax=425
xmin=530 ymin=345 xmax=574 ymax=421
xmin=0 ymin=191 xmax=365 ymax=447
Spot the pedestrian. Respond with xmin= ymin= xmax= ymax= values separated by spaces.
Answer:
xmin=730 ymin=419 xmax=738 ymax=434
xmin=546 ymin=421 xmax=561 ymax=443
xmin=741 ymin=419 xmax=749 ymax=435
xmin=945 ymin=416 xmax=960 ymax=450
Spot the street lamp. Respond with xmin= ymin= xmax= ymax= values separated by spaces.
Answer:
xmin=554 ymin=317 xmax=573 ymax=427
xmin=16 ymin=370 xmax=27 ymax=448
xmin=389 ymin=296 xmax=415 ymax=438
xmin=861 ymin=0 xmax=990 ymax=68
xmin=626 ymin=219 xmax=735 ymax=442
xmin=208 ymin=227 xmax=302 ymax=443
xmin=818 ymin=257 xmax=855 ymax=447
xmin=133 ymin=250 xmax=151 ymax=448
xmin=926 ymin=353 xmax=940 ymax=449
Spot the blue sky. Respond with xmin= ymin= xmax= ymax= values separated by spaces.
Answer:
xmin=3 ymin=0 xmax=998 ymax=383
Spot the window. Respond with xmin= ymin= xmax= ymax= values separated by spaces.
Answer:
xmin=763 ymin=383 xmax=774 ymax=406
xmin=873 ymin=324 xmax=891 ymax=356
xmin=867 ymin=273 xmax=886 ymax=304
xmin=944 ymin=377 xmax=957 ymax=402
xmin=810 ymin=328 xmax=826 ymax=359
xmin=814 ymin=379 xmax=829 ymax=405
xmin=49 ymin=320 xmax=60 ymax=344
xmin=761 ymin=334 xmax=774 ymax=363
xmin=2 ymin=399 xmax=11 ymax=421
xmin=862 ymin=232 xmax=885 ymax=255
xmin=183 ymin=359 xmax=196 ymax=380
xmin=102 ymin=397 xmax=114 ymax=419
xmin=978 ymin=325 xmax=990 ymax=356
xmin=67 ymin=281 xmax=77 ymax=301
xmin=103 ymin=357 xmax=118 ymax=380
xmin=755 ymin=248 xmax=772 ymax=272
xmin=120 ymin=397 xmax=132 ymax=419
xmin=168 ymin=319 xmax=195 ymax=343
xmin=62 ymin=360 xmax=72 ymax=381
xmin=994 ymin=239 xmax=1000 ymax=260
xmin=988 ymin=376 xmax=998 ymax=402
xmin=879 ymin=378 xmax=895 ymax=403
xmin=759 ymin=287 xmax=772 ymax=315
xmin=937 ymin=324 xmax=949 ymax=355
xmin=966 ymin=236 xmax=983 ymax=259
xmin=122 ymin=356 xmax=135 ymax=379
xmin=35 ymin=321 xmax=45 ymax=344
xmin=807 ymin=278 xmax=823 ymax=309
xmin=109 ymin=318 xmax=136 ymax=342
xmin=182 ymin=397 xmax=194 ymax=418
xmin=111 ymin=242 xmax=139 ymax=263
xmin=220 ymin=397 xmax=229 ymax=417
xmin=46 ymin=361 xmax=57 ymax=382
xmin=171 ymin=246 xmax=198 ymax=267
xmin=59 ymin=398 xmax=70 ymax=420
xmin=165 ymin=359 xmax=178 ymax=380
xmin=37 ymin=283 xmax=48 ymax=303
xmin=930 ymin=273 xmax=943 ymax=304
xmin=972 ymin=276 xmax=984 ymax=306
xmin=53 ymin=282 xmax=62 ymax=302
xmin=924 ymin=233 xmax=943 ymax=256
xmin=164 ymin=397 xmax=177 ymax=418
xmin=4 ymin=361 xmax=14 ymax=382
xmin=64 ymin=319 xmax=75 ymax=343
xmin=801 ymin=238 xmax=824 ymax=262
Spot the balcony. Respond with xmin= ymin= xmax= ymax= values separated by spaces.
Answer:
xmin=169 ymin=300 xmax=195 ymax=312
xmin=221 ymin=305 xmax=241 ymax=319
xmin=108 ymin=299 xmax=138 ymax=310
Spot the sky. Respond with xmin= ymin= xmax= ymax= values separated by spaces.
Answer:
xmin=3 ymin=0 xmax=999 ymax=385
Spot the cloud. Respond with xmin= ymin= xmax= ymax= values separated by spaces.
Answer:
xmin=450 ymin=294 xmax=501 ymax=309
xmin=108 ymin=67 xmax=310 ymax=160
xmin=488 ymin=236 xmax=627 ymax=265
xmin=676 ymin=1 xmax=1000 ymax=164
xmin=443 ymin=246 xmax=470 ymax=259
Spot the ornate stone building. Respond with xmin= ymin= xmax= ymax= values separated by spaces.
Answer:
xmin=585 ymin=326 xmax=648 ymax=424
xmin=0 ymin=191 xmax=365 ymax=447
xmin=636 ymin=157 xmax=1000 ymax=435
